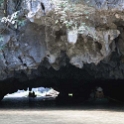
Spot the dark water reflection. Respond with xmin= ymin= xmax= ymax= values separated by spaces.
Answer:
xmin=0 ymin=97 xmax=124 ymax=112
xmin=1 ymin=97 xmax=124 ymax=124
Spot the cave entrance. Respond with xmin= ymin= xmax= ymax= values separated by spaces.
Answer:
xmin=55 ymin=79 xmax=124 ymax=104
xmin=4 ymin=87 xmax=59 ymax=100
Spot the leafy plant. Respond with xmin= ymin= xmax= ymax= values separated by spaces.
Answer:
xmin=1 ymin=11 xmax=26 ymax=29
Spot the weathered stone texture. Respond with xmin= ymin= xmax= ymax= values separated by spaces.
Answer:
xmin=0 ymin=0 xmax=124 ymax=80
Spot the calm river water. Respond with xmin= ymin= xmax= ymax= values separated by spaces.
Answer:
xmin=0 ymin=97 xmax=124 ymax=124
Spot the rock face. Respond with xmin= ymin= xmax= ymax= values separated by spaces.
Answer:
xmin=0 ymin=0 xmax=124 ymax=81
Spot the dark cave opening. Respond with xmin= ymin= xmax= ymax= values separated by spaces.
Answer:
xmin=1 ymin=76 xmax=124 ymax=103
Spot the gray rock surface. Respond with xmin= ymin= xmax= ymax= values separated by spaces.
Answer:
xmin=0 ymin=0 xmax=124 ymax=81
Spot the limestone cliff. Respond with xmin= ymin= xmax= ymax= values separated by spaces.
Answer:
xmin=0 ymin=0 xmax=124 ymax=81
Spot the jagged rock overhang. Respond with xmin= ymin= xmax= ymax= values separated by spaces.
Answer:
xmin=0 ymin=0 xmax=124 ymax=81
